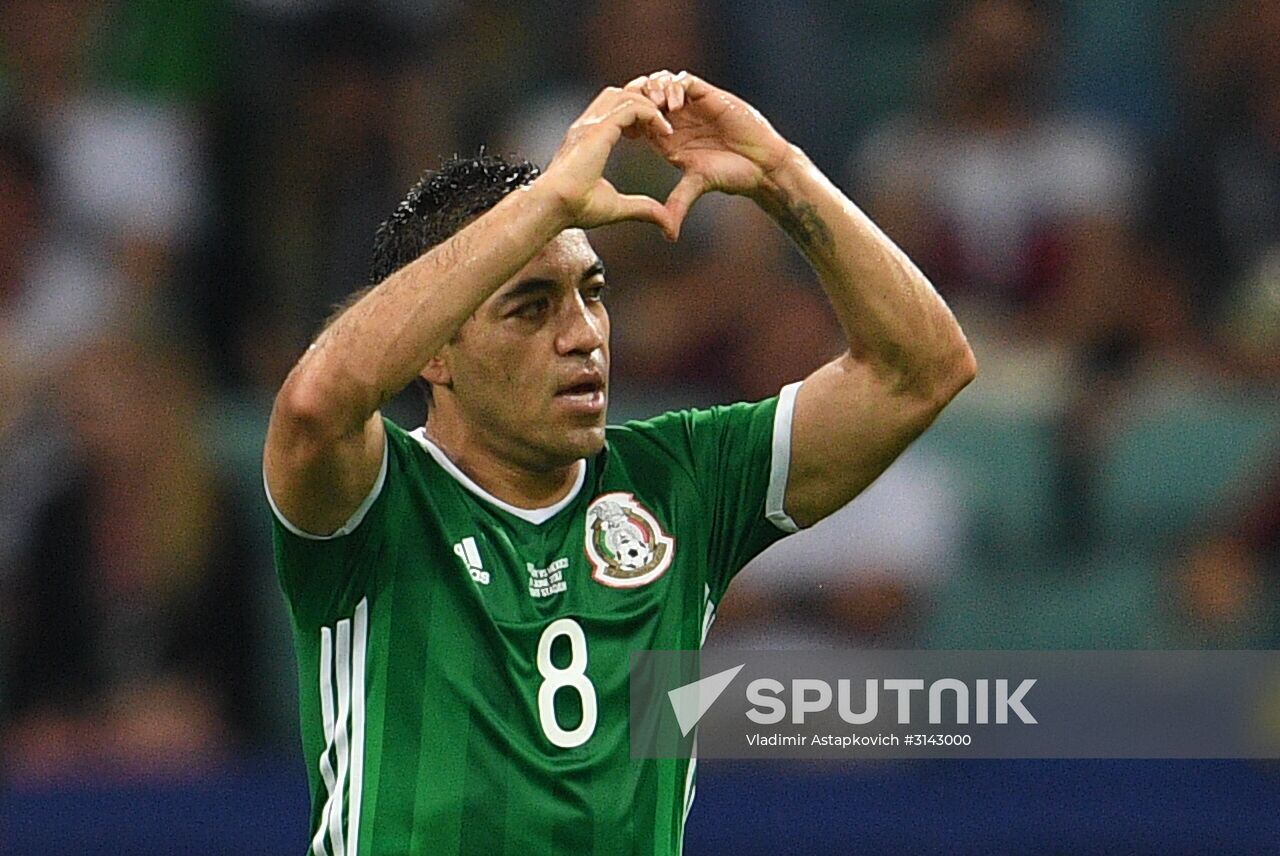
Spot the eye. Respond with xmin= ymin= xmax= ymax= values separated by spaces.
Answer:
xmin=583 ymin=281 xmax=609 ymax=303
xmin=512 ymin=298 xmax=550 ymax=320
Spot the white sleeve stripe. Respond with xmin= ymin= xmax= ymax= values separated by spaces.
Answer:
xmin=311 ymin=600 xmax=369 ymax=856
xmin=264 ymin=435 xmax=389 ymax=541
xmin=311 ymin=628 xmax=336 ymax=856
xmin=347 ymin=599 xmax=368 ymax=856
xmin=765 ymin=381 xmax=803 ymax=534
xmin=328 ymin=618 xmax=351 ymax=856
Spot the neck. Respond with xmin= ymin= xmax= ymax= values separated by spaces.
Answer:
xmin=423 ymin=417 xmax=582 ymax=511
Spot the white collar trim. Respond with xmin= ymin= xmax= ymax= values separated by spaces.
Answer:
xmin=408 ymin=427 xmax=586 ymax=525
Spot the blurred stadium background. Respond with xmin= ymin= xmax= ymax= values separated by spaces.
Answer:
xmin=2 ymin=0 xmax=1279 ymax=852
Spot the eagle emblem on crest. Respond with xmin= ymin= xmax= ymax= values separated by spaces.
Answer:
xmin=584 ymin=492 xmax=674 ymax=588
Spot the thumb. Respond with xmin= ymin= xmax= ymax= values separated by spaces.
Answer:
xmin=607 ymin=185 xmax=679 ymax=239
xmin=663 ymin=171 xmax=707 ymax=240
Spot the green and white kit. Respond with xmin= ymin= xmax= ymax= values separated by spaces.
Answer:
xmin=268 ymin=383 xmax=800 ymax=855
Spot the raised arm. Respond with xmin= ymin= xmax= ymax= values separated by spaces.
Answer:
xmin=757 ymin=148 xmax=976 ymax=527
xmin=264 ymin=88 xmax=677 ymax=535
xmin=631 ymin=71 xmax=976 ymax=528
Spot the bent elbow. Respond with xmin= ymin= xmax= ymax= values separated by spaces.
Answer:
xmin=937 ymin=342 xmax=977 ymax=405
xmin=272 ymin=369 xmax=359 ymax=450
xmin=915 ymin=342 xmax=977 ymax=416
xmin=952 ymin=341 xmax=978 ymax=392
xmin=276 ymin=372 xmax=327 ymax=431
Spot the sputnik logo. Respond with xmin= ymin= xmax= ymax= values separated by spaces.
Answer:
xmin=666 ymin=664 xmax=745 ymax=737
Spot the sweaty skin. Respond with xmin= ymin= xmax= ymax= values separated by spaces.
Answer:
xmin=624 ymin=70 xmax=976 ymax=527
xmin=264 ymin=71 xmax=974 ymax=539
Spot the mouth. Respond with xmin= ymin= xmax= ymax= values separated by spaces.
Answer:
xmin=553 ymin=372 xmax=607 ymax=415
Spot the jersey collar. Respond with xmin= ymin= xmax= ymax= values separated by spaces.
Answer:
xmin=408 ymin=427 xmax=587 ymax=525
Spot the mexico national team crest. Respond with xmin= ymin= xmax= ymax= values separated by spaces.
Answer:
xmin=584 ymin=492 xmax=675 ymax=588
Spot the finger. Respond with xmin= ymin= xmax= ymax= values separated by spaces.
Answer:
xmin=643 ymin=77 xmax=667 ymax=109
xmin=618 ymin=92 xmax=655 ymax=138
xmin=677 ymin=71 xmax=713 ymax=101
xmin=669 ymin=80 xmax=685 ymax=111
xmin=663 ymin=171 xmax=707 ymax=240
xmin=609 ymin=185 xmax=678 ymax=239
xmin=604 ymin=96 xmax=673 ymax=137
xmin=621 ymin=110 xmax=673 ymax=139
xmin=582 ymin=85 xmax=656 ymax=121
xmin=583 ymin=85 xmax=626 ymax=113
xmin=636 ymin=100 xmax=675 ymax=136
xmin=625 ymin=75 xmax=648 ymax=91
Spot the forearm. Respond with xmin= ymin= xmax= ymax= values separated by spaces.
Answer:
xmin=753 ymin=147 xmax=974 ymax=393
xmin=281 ymin=180 xmax=571 ymax=436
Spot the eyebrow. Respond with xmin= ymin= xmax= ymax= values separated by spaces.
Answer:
xmin=499 ymin=260 xmax=607 ymax=303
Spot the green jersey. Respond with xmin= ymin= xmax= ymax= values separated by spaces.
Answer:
xmin=268 ymin=384 xmax=800 ymax=856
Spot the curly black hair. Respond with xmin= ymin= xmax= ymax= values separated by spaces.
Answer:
xmin=368 ymin=152 xmax=541 ymax=285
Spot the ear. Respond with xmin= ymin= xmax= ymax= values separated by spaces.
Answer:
xmin=421 ymin=353 xmax=451 ymax=388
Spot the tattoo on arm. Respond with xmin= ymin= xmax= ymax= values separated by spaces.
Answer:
xmin=770 ymin=194 xmax=834 ymax=252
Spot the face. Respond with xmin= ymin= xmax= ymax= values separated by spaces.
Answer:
xmin=427 ymin=229 xmax=610 ymax=470
xmin=948 ymin=0 xmax=1044 ymax=100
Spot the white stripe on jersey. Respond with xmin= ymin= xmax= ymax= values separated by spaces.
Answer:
xmin=680 ymin=585 xmax=715 ymax=854
xmin=312 ymin=628 xmax=338 ymax=856
xmin=348 ymin=599 xmax=369 ymax=856
xmin=312 ymin=599 xmax=369 ymax=856
xmin=328 ymin=617 xmax=351 ymax=856
xmin=700 ymin=587 xmax=717 ymax=646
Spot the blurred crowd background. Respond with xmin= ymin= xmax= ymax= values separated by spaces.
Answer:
xmin=2 ymin=0 xmax=1279 ymax=851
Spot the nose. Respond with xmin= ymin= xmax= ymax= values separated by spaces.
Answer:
xmin=555 ymin=292 xmax=606 ymax=356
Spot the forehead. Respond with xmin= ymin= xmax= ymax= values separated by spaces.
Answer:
xmin=495 ymin=229 xmax=599 ymax=295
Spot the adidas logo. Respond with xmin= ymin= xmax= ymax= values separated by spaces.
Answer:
xmin=453 ymin=536 xmax=490 ymax=585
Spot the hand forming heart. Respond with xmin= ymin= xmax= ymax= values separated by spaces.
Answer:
xmin=539 ymin=70 xmax=794 ymax=241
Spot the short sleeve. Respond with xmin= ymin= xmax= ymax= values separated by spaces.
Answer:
xmin=266 ymin=418 xmax=402 ymax=622
xmin=622 ymin=382 xmax=803 ymax=602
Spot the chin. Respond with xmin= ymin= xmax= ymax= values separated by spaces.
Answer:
xmin=555 ymin=423 xmax=606 ymax=461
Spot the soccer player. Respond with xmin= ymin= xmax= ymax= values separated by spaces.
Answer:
xmin=264 ymin=70 xmax=976 ymax=855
